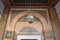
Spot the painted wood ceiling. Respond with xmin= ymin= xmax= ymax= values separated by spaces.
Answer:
xmin=2 ymin=0 xmax=59 ymax=7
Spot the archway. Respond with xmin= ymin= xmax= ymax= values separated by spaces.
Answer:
xmin=9 ymin=11 xmax=50 ymax=40
xmin=10 ymin=11 xmax=49 ymax=31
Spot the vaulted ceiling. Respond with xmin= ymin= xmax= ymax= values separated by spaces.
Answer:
xmin=2 ymin=0 xmax=59 ymax=7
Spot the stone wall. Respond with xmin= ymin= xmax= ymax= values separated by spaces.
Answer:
xmin=49 ymin=8 xmax=60 ymax=40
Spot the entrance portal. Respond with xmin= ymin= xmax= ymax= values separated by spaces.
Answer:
xmin=3 ymin=9 xmax=54 ymax=40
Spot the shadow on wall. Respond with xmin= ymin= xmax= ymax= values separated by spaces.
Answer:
xmin=55 ymin=0 xmax=60 ymax=23
xmin=0 ymin=0 xmax=4 ymax=19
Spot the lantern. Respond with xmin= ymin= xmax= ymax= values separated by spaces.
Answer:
xmin=27 ymin=14 xmax=34 ymax=24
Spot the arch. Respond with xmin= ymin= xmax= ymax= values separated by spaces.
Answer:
xmin=20 ymin=27 xmax=38 ymax=32
xmin=10 ymin=11 xmax=49 ymax=31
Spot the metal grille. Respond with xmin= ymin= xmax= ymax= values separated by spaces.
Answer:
xmin=13 ymin=0 xmax=48 ymax=3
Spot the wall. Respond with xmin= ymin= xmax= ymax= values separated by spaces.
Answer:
xmin=3 ymin=8 xmax=54 ymax=40
xmin=0 ymin=0 xmax=5 ymax=40
xmin=55 ymin=0 xmax=60 ymax=23
xmin=49 ymin=8 xmax=60 ymax=40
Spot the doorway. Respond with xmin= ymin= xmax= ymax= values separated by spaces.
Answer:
xmin=17 ymin=35 xmax=44 ymax=40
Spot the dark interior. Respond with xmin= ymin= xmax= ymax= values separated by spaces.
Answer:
xmin=13 ymin=0 xmax=48 ymax=3
xmin=21 ymin=39 xmax=37 ymax=40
